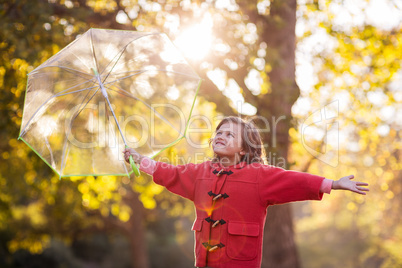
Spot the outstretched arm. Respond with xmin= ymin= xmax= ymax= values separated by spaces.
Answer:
xmin=332 ymin=175 xmax=369 ymax=195
xmin=123 ymin=148 xmax=199 ymax=201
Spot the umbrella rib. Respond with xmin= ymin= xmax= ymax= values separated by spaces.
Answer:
xmin=121 ymin=154 xmax=129 ymax=175
xmin=28 ymin=70 xmax=97 ymax=98
xmin=30 ymin=65 xmax=94 ymax=80
xmin=102 ymin=70 xmax=149 ymax=85
xmin=105 ymin=85 xmax=182 ymax=135
xmin=60 ymin=87 xmax=100 ymax=175
xmin=19 ymin=83 xmax=98 ymax=137
xmin=69 ymin=87 xmax=100 ymax=126
xmin=58 ymin=79 xmax=99 ymax=175
xmin=60 ymin=126 xmax=70 ymax=176
xmin=27 ymin=67 xmax=97 ymax=100
xmin=21 ymin=83 xmax=99 ymax=173
xmin=99 ymin=32 xmax=162 ymax=82
xmin=48 ymin=73 xmax=98 ymax=98
xmin=102 ymin=112 xmax=130 ymax=176
xmin=50 ymin=77 xmax=98 ymax=97
xmin=53 ymin=85 xmax=98 ymax=98
xmin=109 ymin=69 xmax=201 ymax=80
xmin=90 ymin=29 xmax=100 ymax=75
xmin=96 ymin=33 xmax=199 ymax=82
xmin=19 ymin=94 xmax=56 ymax=137
xmin=45 ymin=136 xmax=56 ymax=170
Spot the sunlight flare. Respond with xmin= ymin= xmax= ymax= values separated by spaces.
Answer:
xmin=174 ymin=14 xmax=214 ymax=61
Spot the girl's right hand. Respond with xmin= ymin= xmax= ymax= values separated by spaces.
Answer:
xmin=332 ymin=175 xmax=369 ymax=195
xmin=123 ymin=148 xmax=143 ymax=164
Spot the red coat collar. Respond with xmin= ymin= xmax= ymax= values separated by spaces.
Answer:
xmin=211 ymin=161 xmax=248 ymax=170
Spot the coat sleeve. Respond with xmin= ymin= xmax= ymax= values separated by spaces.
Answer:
xmin=258 ymin=165 xmax=325 ymax=206
xmin=152 ymin=161 xmax=200 ymax=201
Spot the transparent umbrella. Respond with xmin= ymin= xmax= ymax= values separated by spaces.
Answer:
xmin=18 ymin=28 xmax=201 ymax=178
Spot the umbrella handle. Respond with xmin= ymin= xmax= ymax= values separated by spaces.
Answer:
xmin=129 ymin=154 xmax=140 ymax=177
xmin=125 ymin=146 xmax=140 ymax=177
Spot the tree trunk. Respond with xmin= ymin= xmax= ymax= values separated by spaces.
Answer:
xmin=263 ymin=204 xmax=300 ymax=268
xmin=125 ymin=189 xmax=150 ymax=268
xmin=260 ymin=0 xmax=301 ymax=267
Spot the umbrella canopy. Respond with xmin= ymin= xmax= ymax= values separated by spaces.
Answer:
xmin=19 ymin=28 xmax=201 ymax=178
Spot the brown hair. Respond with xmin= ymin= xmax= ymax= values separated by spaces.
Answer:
xmin=210 ymin=116 xmax=266 ymax=164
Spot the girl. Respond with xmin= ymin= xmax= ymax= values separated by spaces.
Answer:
xmin=123 ymin=116 xmax=369 ymax=268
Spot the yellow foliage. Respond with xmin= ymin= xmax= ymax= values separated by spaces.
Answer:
xmin=382 ymin=237 xmax=402 ymax=267
xmin=111 ymin=203 xmax=120 ymax=216
xmin=47 ymin=196 xmax=55 ymax=205
xmin=0 ymin=66 xmax=5 ymax=88
xmin=100 ymin=207 xmax=109 ymax=217
xmin=385 ymin=191 xmax=394 ymax=200
xmin=11 ymin=202 xmax=47 ymax=227
xmin=88 ymin=196 xmax=100 ymax=210
xmin=381 ymin=182 xmax=389 ymax=191
xmin=87 ymin=0 xmax=117 ymax=11
xmin=24 ymin=170 xmax=36 ymax=185
xmin=139 ymin=194 xmax=156 ymax=209
xmin=375 ymin=167 xmax=383 ymax=176
xmin=82 ymin=193 xmax=90 ymax=207
xmin=78 ymin=182 xmax=89 ymax=194
xmin=346 ymin=202 xmax=357 ymax=212
xmin=119 ymin=210 xmax=130 ymax=222
xmin=292 ymin=18 xmax=402 ymax=262
xmin=8 ymin=235 xmax=50 ymax=254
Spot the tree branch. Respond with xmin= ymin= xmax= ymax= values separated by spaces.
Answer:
xmin=48 ymin=0 xmax=134 ymax=30
xmin=211 ymin=58 xmax=260 ymax=107
xmin=197 ymin=70 xmax=237 ymax=116
xmin=236 ymin=0 xmax=269 ymax=25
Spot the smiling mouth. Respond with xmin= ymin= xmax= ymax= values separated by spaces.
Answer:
xmin=215 ymin=141 xmax=225 ymax=146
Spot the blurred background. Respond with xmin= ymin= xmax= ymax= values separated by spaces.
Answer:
xmin=1 ymin=0 xmax=401 ymax=267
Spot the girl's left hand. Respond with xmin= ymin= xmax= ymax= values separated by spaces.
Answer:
xmin=333 ymin=175 xmax=369 ymax=195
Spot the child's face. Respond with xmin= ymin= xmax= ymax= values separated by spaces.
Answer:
xmin=212 ymin=122 xmax=245 ymax=162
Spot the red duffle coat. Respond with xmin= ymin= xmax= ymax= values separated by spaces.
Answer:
xmin=152 ymin=160 xmax=325 ymax=268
